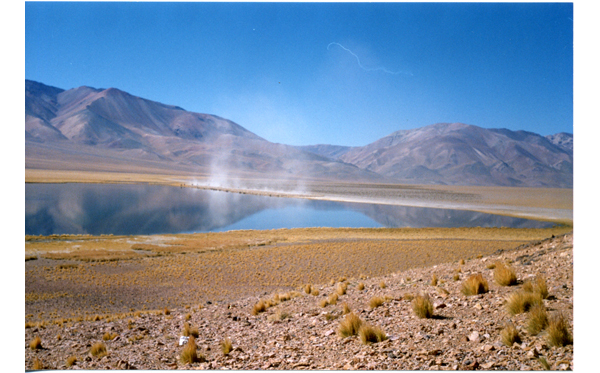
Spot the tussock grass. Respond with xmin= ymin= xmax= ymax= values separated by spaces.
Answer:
xmin=538 ymin=357 xmax=551 ymax=370
xmin=501 ymin=323 xmax=521 ymax=346
xmin=90 ymin=342 xmax=107 ymax=358
xmin=220 ymin=338 xmax=233 ymax=355
xmin=319 ymin=298 xmax=329 ymax=308
xmin=311 ymin=288 xmax=320 ymax=296
xmin=268 ymin=309 xmax=291 ymax=322
xmin=379 ymin=281 xmax=387 ymax=289
xmin=180 ymin=336 xmax=204 ymax=364
xmin=328 ymin=293 xmax=339 ymax=305
xmin=461 ymin=274 xmax=489 ymax=296
xmin=304 ymin=284 xmax=313 ymax=295
xmin=527 ymin=304 xmax=549 ymax=335
xmin=494 ymin=262 xmax=518 ymax=286
xmin=182 ymin=322 xmax=199 ymax=338
xmin=547 ymin=313 xmax=572 ymax=347
xmin=342 ymin=303 xmax=351 ymax=315
xmin=523 ymin=276 xmax=549 ymax=299
xmin=66 ymin=356 xmax=77 ymax=367
xmin=453 ymin=273 xmax=460 ymax=281
xmin=412 ymin=295 xmax=434 ymax=319
xmin=30 ymin=336 xmax=42 ymax=350
xmin=459 ymin=259 xmax=465 ymax=265
xmin=103 ymin=332 xmax=117 ymax=341
xmin=163 ymin=308 xmax=170 ymax=315
xmin=251 ymin=300 xmax=266 ymax=315
xmin=338 ymin=312 xmax=363 ymax=338
xmin=486 ymin=263 xmax=496 ymax=270
xmin=336 ymin=282 xmax=347 ymax=296
xmin=357 ymin=282 xmax=365 ymax=291
xmin=403 ymin=293 xmax=414 ymax=301
xmin=506 ymin=291 xmax=543 ymax=315
xmin=431 ymin=274 xmax=438 ymax=286
xmin=358 ymin=324 xmax=387 ymax=344
xmin=369 ymin=296 xmax=385 ymax=309
xmin=32 ymin=358 xmax=44 ymax=370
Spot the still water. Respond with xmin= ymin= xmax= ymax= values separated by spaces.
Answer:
xmin=25 ymin=183 xmax=552 ymax=236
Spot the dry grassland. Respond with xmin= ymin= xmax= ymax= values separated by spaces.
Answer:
xmin=26 ymin=226 xmax=571 ymax=326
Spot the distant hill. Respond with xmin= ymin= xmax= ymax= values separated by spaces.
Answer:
xmin=25 ymin=80 xmax=572 ymax=187
xmin=25 ymin=80 xmax=383 ymax=183
xmin=335 ymin=123 xmax=572 ymax=187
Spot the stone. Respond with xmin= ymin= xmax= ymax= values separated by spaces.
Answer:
xmin=468 ymin=331 xmax=480 ymax=342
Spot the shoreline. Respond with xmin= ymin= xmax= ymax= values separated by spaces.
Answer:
xmin=25 ymin=168 xmax=573 ymax=225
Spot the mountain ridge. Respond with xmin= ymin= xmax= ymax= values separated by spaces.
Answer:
xmin=25 ymin=80 xmax=572 ymax=188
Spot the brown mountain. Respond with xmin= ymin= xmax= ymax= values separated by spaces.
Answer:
xmin=333 ymin=123 xmax=572 ymax=187
xmin=25 ymin=80 xmax=382 ymax=183
xmin=26 ymin=80 xmax=572 ymax=187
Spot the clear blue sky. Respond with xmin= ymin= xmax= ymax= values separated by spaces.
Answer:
xmin=25 ymin=2 xmax=573 ymax=146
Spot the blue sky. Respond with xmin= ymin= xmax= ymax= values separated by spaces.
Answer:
xmin=25 ymin=2 xmax=573 ymax=146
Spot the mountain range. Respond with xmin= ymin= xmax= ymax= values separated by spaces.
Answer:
xmin=25 ymin=80 xmax=573 ymax=188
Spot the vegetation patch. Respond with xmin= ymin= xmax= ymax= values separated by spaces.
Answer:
xmin=461 ymin=274 xmax=489 ymax=296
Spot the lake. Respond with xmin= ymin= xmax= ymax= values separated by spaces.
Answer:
xmin=25 ymin=183 xmax=553 ymax=236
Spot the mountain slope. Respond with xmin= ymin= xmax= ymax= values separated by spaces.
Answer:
xmin=25 ymin=80 xmax=384 ymax=183
xmin=337 ymin=123 xmax=572 ymax=187
xmin=25 ymin=81 xmax=572 ymax=187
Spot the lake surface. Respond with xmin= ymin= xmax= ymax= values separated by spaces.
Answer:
xmin=25 ymin=183 xmax=553 ymax=236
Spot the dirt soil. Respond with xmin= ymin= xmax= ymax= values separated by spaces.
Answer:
xmin=25 ymin=232 xmax=573 ymax=370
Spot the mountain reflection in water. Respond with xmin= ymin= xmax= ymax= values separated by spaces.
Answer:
xmin=25 ymin=183 xmax=552 ymax=236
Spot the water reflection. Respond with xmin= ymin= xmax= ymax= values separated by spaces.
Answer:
xmin=25 ymin=183 xmax=552 ymax=235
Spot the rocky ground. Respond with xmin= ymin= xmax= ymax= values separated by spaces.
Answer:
xmin=25 ymin=233 xmax=573 ymax=370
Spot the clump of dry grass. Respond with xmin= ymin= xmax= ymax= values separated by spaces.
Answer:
xmin=311 ymin=288 xmax=320 ymax=296
xmin=66 ymin=355 xmax=77 ymax=367
xmin=357 ymin=282 xmax=365 ymax=291
xmin=220 ymin=338 xmax=233 ymax=355
xmin=494 ymin=262 xmax=518 ymax=286
xmin=319 ymin=298 xmax=329 ymax=308
xmin=459 ymin=259 xmax=465 ymax=265
xmin=251 ymin=300 xmax=267 ymax=315
xmin=90 ymin=342 xmax=107 ymax=358
xmin=547 ymin=313 xmax=572 ymax=347
xmin=501 ymin=323 xmax=521 ymax=346
xmin=30 ymin=336 xmax=42 ymax=350
xmin=342 ymin=303 xmax=351 ymax=315
xmin=523 ymin=276 xmax=549 ymax=299
xmin=182 ymin=322 xmax=199 ymax=338
xmin=358 ymin=324 xmax=387 ymax=344
xmin=32 ymin=358 xmax=44 ymax=370
xmin=379 ymin=281 xmax=387 ymax=289
xmin=304 ymin=284 xmax=312 ymax=294
xmin=431 ymin=274 xmax=438 ymax=286
xmin=180 ymin=336 xmax=204 ymax=364
xmin=369 ymin=296 xmax=385 ymax=309
xmin=268 ymin=309 xmax=291 ymax=322
xmin=328 ymin=293 xmax=339 ymax=305
xmin=461 ymin=274 xmax=489 ymax=296
xmin=403 ymin=293 xmax=414 ymax=301
xmin=336 ymin=282 xmax=347 ymax=296
xmin=486 ymin=263 xmax=496 ymax=270
xmin=412 ymin=294 xmax=434 ymax=319
xmin=163 ymin=308 xmax=170 ymax=315
xmin=506 ymin=291 xmax=543 ymax=315
xmin=527 ymin=304 xmax=549 ymax=335
xmin=103 ymin=332 xmax=117 ymax=341
xmin=453 ymin=273 xmax=460 ymax=281
xmin=338 ymin=312 xmax=363 ymax=338
xmin=537 ymin=357 xmax=551 ymax=370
